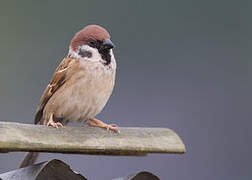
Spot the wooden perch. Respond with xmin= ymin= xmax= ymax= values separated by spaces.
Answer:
xmin=0 ymin=121 xmax=185 ymax=155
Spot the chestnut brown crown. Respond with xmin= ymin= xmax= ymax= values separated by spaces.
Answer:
xmin=70 ymin=25 xmax=111 ymax=51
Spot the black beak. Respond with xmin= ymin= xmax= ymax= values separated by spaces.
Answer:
xmin=101 ymin=39 xmax=114 ymax=50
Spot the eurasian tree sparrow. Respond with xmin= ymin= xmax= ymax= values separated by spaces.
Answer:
xmin=19 ymin=25 xmax=118 ymax=168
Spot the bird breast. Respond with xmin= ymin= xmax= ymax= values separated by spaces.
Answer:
xmin=43 ymin=61 xmax=116 ymax=124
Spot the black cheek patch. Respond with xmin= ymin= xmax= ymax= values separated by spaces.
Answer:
xmin=79 ymin=49 xmax=92 ymax=58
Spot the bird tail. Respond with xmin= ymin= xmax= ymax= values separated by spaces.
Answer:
xmin=19 ymin=152 xmax=40 ymax=168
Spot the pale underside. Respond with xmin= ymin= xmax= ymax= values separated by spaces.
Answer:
xmin=35 ymin=47 xmax=116 ymax=125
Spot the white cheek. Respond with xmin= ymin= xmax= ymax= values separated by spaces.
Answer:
xmin=69 ymin=45 xmax=103 ymax=62
xmin=80 ymin=45 xmax=102 ymax=62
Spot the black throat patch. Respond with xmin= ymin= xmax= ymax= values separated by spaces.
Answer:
xmin=98 ymin=49 xmax=111 ymax=65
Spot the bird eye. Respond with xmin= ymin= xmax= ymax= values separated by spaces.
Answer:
xmin=89 ymin=40 xmax=95 ymax=45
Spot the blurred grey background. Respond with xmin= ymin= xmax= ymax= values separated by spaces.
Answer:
xmin=0 ymin=0 xmax=251 ymax=179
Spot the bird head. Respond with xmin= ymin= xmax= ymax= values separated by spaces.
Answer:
xmin=69 ymin=25 xmax=115 ymax=65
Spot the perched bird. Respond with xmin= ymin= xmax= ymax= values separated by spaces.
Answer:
xmin=19 ymin=25 xmax=118 ymax=168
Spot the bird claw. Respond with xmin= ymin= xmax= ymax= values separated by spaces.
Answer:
xmin=47 ymin=121 xmax=63 ymax=128
xmin=106 ymin=124 xmax=120 ymax=133
xmin=88 ymin=118 xmax=120 ymax=133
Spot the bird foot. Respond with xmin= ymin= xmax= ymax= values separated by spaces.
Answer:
xmin=47 ymin=121 xmax=63 ymax=128
xmin=47 ymin=114 xmax=63 ymax=128
xmin=88 ymin=118 xmax=120 ymax=133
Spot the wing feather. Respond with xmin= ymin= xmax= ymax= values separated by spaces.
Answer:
xmin=34 ymin=57 xmax=77 ymax=124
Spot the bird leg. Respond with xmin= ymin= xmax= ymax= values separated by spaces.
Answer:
xmin=88 ymin=117 xmax=119 ymax=133
xmin=47 ymin=114 xmax=63 ymax=128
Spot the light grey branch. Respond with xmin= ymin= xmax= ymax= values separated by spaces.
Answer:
xmin=0 ymin=121 xmax=185 ymax=155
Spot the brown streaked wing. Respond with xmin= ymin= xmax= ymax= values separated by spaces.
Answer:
xmin=34 ymin=57 xmax=77 ymax=124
